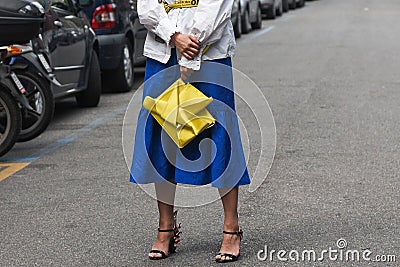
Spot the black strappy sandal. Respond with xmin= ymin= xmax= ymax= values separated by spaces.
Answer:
xmin=215 ymin=228 xmax=243 ymax=263
xmin=148 ymin=210 xmax=182 ymax=260
xmin=172 ymin=210 xmax=182 ymax=249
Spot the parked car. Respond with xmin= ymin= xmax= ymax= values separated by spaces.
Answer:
xmin=40 ymin=0 xmax=102 ymax=107
xmin=261 ymin=0 xmax=282 ymax=19
xmin=282 ymin=0 xmax=289 ymax=12
xmin=83 ymin=0 xmax=147 ymax=92
xmin=296 ymin=0 xmax=305 ymax=8
xmin=231 ymin=0 xmax=242 ymax=38
xmin=289 ymin=0 xmax=305 ymax=9
xmin=232 ymin=0 xmax=262 ymax=37
xmin=288 ymin=0 xmax=296 ymax=9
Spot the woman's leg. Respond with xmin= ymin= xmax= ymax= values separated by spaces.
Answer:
xmin=149 ymin=181 xmax=177 ymax=258
xmin=216 ymin=187 xmax=242 ymax=261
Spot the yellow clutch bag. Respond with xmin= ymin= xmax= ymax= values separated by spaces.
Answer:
xmin=143 ymin=78 xmax=215 ymax=148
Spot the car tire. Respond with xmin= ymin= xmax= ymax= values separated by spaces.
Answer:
xmin=0 ymin=88 xmax=21 ymax=156
xmin=15 ymin=70 xmax=54 ymax=142
xmin=282 ymin=0 xmax=289 ymax=12
xmin=251 ymin=5 xmax=262 ymax=30
xmin=266 ymin=3 xmax=276 ymax=19
xmin=233 ymin=8 xmax=242 ymax=38
xmin=241 ymin=8 xmax=252 ymax=34
xmin=297 ymin=0 xmax=305 ymax=7
xmin=76 ymin=51 xmax=101 ymax=107
xmin=289 ymin=0 xmax=296 ymax=9
xmin=103 ymin=38 xmax=134 ymax=93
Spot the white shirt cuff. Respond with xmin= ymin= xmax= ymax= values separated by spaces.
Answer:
xmin=178 ymin=43 xmax=210 ymax=71
xmin=155 ymin=17 xmax=176 ymax=44
xmin=179 ymin=56 xmax=201 ymax=71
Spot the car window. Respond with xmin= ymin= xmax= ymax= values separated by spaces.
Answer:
xmin=52 ymin=0 xmax=74 ymax=13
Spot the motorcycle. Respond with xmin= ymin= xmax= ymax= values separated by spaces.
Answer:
xmin=0 ymin=0 xmax=46 ymax=156
xmin=3 ymin=0 xmax=58 ymax=142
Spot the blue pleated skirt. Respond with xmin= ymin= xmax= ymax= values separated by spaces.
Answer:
xmin=130 ymin=49 xmax=250 ymax=188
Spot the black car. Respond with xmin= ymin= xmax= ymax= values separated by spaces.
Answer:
xmin=41 ymin=0 xmax=101 ymax=106
xmin=83 ymin=0 xmax=147 ymax=92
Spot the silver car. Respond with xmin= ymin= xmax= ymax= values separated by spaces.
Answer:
xmin=231 ymin=0 xmax=262 ymax=37
xmin=260 ymin=0 xmax=282 ymax=19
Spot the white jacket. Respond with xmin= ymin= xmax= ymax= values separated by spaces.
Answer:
xmin=137 ymin=0 xmax=236 ymax=71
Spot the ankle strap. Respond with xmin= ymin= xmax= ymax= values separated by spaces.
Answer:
xmin=158 ymin=228 xmax=174 ymax=232
xmin=223 ymin=230 xmax=243 ymax=235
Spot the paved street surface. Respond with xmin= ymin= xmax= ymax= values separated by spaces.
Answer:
xmin=1 ymin=0 xmax=399 ymax=266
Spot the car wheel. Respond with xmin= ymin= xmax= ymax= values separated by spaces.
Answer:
xmin=282 ymin=0 xmax=289 ymax=12
xmin=276 ymin=0 xmax=283 ymax=16
xmin=15 ymin=70 xmax=54 ymax=142
xmin=241 ymin=8 xmax=252 ymax=34
xmin=266 ymin=3 xmax=276 ymax=19
xmin=76 ymin=51 xmax=101 ymax=107
xmin=233 ymin=9 xmax=242 ymax=38
xmin=251 ymin=5 xmax=262 ymax=29
xmin=289 ymin=0 xmax=296 ymax=9
xmin=297 ymin=0 xmax=305 ymax=7
xmin=104 ymin=38 xmax=134 ymax=92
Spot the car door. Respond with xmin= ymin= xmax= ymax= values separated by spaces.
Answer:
xmin=128 ymin=0 xmax=147 ymax=63
xmin=43 ymin=0 xmax=89 ymax=94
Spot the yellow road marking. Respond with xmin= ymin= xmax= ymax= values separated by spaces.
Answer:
xmin=0 ymin=162 xmax=31 ymax=182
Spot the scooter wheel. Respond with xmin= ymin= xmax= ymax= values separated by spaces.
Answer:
xmin=0 ymin=88 xmax=21 ymax=156
xmin=15 ymin=70 xmax=54 ymax=142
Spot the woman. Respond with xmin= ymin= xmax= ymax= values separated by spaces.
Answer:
xmin=130 ymin=0 xmax=251 ymax=263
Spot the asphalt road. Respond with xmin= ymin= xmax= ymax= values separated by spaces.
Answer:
xmin=1 ymin=0 xmax=399 ymax=266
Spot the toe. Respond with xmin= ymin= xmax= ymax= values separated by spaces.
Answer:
xmin=149 ymin=252 xmax=161 ymax=259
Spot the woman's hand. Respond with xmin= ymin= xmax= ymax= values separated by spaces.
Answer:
xmin=180 ymin=66 xmax=193 ymax=80
xmin=171 ymin=33 xmax=200 ymax=60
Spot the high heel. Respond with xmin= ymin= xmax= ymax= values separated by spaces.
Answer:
xmin=215 ymin=228 xmax=243 ymax=263
xmin=173 ymin=210 xmax=182 ymax=249
xmin=148 ymin=210 xmax=182 ymax=260
xmin=148 ymin=228 xmax=175 ymax=260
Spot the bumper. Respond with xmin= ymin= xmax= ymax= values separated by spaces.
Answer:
xmin=97 ymin=33 xmax=125 ymax=70
xmin=260 ymin=0 xmax=274 ymax=12
xmin=261 ymin=3 xmax=273 ymax=13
